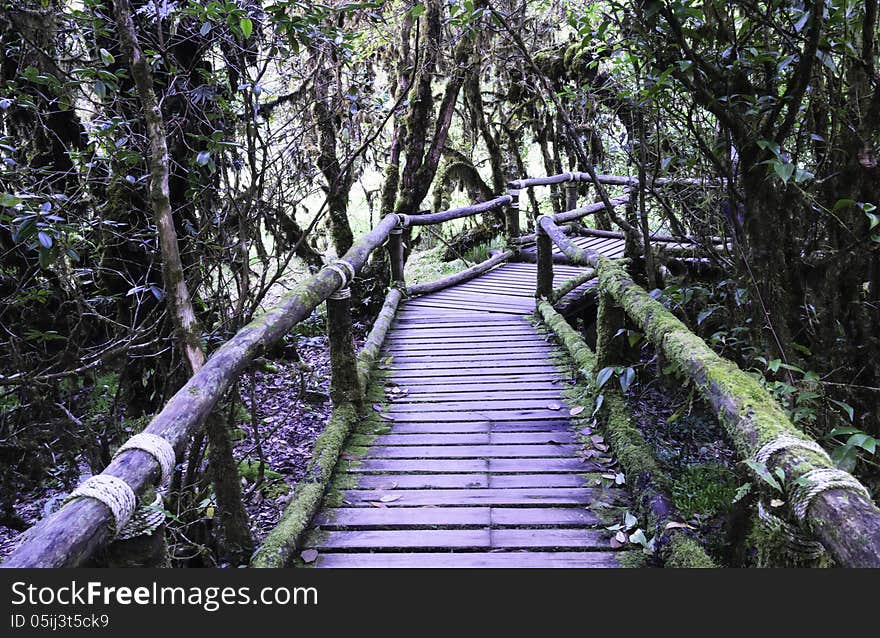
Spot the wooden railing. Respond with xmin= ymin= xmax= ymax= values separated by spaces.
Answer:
xmin=534 ymin=213 xmax=880 ymax=567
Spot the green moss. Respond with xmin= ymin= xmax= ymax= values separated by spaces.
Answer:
xmin=617 ymin=550 xmax=648 ymax=568
xmin=670 ymin=463 xmax=738 ymax=521
xmin=664 ymin=534 xmax=718 ymax=568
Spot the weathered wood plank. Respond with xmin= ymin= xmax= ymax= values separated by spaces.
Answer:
xmin=312 ymin=551 xmax=621 ymax=568
xmin=314 ymin=507 xmax=602 ymax=529
xmin=374 ymin=410 xmax=577 ymax=423
xmin=371 ymin=431 xmax=576 ymax=445
xmin=488 ymin=473 xmax=587 ymax=488
xmin=340 ymin=487 xmax=622 ymax=506
xmin=365 ymin=444 xmax=580 ymax=458
xmin=384 ymin=420 xmax=571 ymax=434
xmin=350 ymin=473 xmax=489 ymax=489
xmin=384 ymin=400 xmax=576 ymax=414
xmin=307 ymin=528 xmax=607 ymax=550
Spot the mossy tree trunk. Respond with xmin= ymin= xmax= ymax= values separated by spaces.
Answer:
xmin=114 ymin=0 xmax=252 ymax=564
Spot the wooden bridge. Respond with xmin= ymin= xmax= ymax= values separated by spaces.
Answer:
xmin=303 ymin=259 xmax=629 ymax=568
xmin=4 ymin=172 xmax=880 ymax=569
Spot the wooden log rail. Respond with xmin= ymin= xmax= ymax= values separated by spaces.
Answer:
xmin=0 ymin=169 xmax=699 ymax=568
xmin=534 ymin=213 xmax=880 ymax=567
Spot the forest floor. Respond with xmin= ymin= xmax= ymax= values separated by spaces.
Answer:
xmin=0 ymin=314 xmax=367 ymax=561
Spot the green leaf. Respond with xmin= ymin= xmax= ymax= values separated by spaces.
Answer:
xmin=99 ymin=48 xmax=115 ymax=65
xmin=744 ymin=459 xmax=782 ymax=492
xmin=37 ymin=231 xmax=52 ymax=249
xmin=596 ymin=367 xmax=615 ymax=389
xmin=767 ymin=359 xmax=782 ymax=373
xmin=846 ymin=433 xmax=877 ymax=455
xmin=618 ymin=367 xmax=635 ymax=393
xmin=0 ymin=193 xmax=21 ymax=207
xmin=696 ymin=306 xmax=717 ymax=326
xmin=773 ymin=161 xmax=795 ymax=184
xmin=196 ymin=150 xmax=211 ymax=166
xmin=829 ymin=399 xmax=854 ymax=422
xmin=410 ymin=3 xmax=425 ymax=17
xmin=833 ymin=198 xmax=857 ymax=211
xmin=240 ymin=17 xmax=253 ymax=39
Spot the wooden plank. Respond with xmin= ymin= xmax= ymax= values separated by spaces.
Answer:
xmin=350 ymin=473 xmax=489 ymax=489
xmin=387 ymin=389 xmax=565 ymax=402
xmin=489 ymin=474 xmax=587 ymax=488
xmin=385 ymin=400 xmax=574 ymax=413
xmin=351 ymin=459 xmax=489 ymax=473
xmin=365 ymin=444 xmax=580 ymax=458
xmin=308 ymin=529 xmax=491 ymax=549
xmin=385 ymin=420 xmax=571 ymax=434
xmin=313 ymin=551 xmax=622 ymax=568
xmin=314 ymin=507 xmax=602 ymax=529
xmin=385 ymin=366 xmax=564 ymax=378
xmin=487 ymin=458 xmax=590 ymax=472
xmin=307 ymin=528 xmax=607 ymax=550
xmin=376 ymin=376 xmax=565 ymax=388
xmin=388 ymin=353 xmax=554 ymax=365
xmin=491 ymin=507 xmax=601 ymax=527
xmin=349 ymin=457 xmax=589 ymax=473
xmin=371 ymin=431 xmax=576 ymax=445
xmin=386 ymin=343 xmax=551 ymax=354
xmin=375 ymin=410 xmax=576 ymax=423
xmin=314 ymin=507 xmax=491 ymax=529
xmin=340 ymin=487 xmax=619 ymax=506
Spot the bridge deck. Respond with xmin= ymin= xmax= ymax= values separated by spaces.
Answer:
xmin=303 ymin=260 xmax=631 ymax=568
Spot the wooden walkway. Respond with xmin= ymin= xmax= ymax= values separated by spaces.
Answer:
xmin=302 ymin=257 xmax=632 ymax=567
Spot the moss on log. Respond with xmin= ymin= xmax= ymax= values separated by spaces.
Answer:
xmin=596 ymin=257 xmax=880 ymax=567
xmin=550 ymin=269 xmax=596 ymax=304
xmin=536 ymin=300 xmax=716 ymax=568
xmin=357 ymin=287 xmax=402 ymax=390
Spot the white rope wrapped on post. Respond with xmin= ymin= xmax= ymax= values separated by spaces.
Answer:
xmin=114 ymin=432 xmax=176 ymax=485
xmin=789 ymin=468 xmax=872 ymax=521
xmin=65 ymin=475 xmax=137 ymax=537
xmin=116 ymin=493 xmax=166 ymax=541
xmin=754 ymin=433 xmax=831 ymax=466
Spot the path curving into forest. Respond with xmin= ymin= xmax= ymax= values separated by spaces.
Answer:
xmin=302 ymin=259 xmax=633 ymax=567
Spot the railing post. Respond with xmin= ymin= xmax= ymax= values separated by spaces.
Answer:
xmin=388 ymin=216 xmax=405 ymax=285
xmin=565 ymin=181 xmax=578 ymax=211
xmin=327 ymin=282 xmax=362 ymax=408
xmin=506 ymin=183 xmax=521 ymax=238
xmin=536 ymin=217 xmax=554 ymax=299
xmin=595 ymin=289 xmax=627 ymax=370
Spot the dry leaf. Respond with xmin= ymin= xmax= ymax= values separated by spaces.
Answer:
xmin=770 ymin=499 xmax=785 ymax=508
xmin=615 ymin=531 xmax=628 ymax=543
xmin=665 ymin=522 xmax=694 ymax=530
xmin=610 ymin=538 xmax=624 ymax=549
xmin=368 ymin=501 xmax=387 ymax=508
xmin=547 ymin=402 xmax=562 ymax=411
xmin=301 ymin=549 xmax=319 ymax=563
xmin=569 ymin=406 xmax=585 ymax=416
xmin=379 ymin=494 xmax=401 ymax=503
xmin=372 ymin=403 xmax=383 ymax=412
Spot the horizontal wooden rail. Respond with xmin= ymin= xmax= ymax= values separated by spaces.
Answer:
xmin=553 ymin=194 xmax=631 ymax=224
xmin=537 ymin=215 xmax=600 ymax=268
xmin=407 ymin=250 xmax=513 ymax=296
xmin=405 ymin=195 xmax=512 ymax=226
xmin=508 ymin=173 xmax=719 ymax=190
